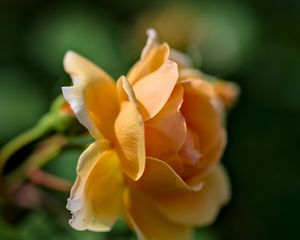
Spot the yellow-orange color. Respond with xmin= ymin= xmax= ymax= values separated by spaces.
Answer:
xmin=63 ymin=29 xmax=238 ymax=240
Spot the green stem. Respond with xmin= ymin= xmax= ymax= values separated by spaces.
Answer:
xmin=0 ymin=112 xmax=72 ymax=176
xmin=0 ymin=126 xmax=44 ymax=176
xmin=6 ymin=135 xmax=68 ymax=191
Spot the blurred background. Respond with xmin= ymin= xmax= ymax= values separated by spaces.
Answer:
xmin=0 ymin=0 xmax=299 ymax=239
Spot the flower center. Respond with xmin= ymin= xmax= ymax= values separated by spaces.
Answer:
xmin=178 ymin=129 xmax=202 ymax=167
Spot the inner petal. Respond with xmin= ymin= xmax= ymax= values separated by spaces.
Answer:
xmin=132 ymin=60 xmax=178 ymax=120
xmin=114 ymin=101 xmax=145 ymax=181
xmin=127 ymin=43 xmax=170 ymax=85
xmin=178 ymin=129 xmax=202 ymax=168
xmin=144 ymin=85 xmax=187 ymax=163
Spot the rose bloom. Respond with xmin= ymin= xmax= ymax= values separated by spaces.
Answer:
xmin=62 ymin=29 xmax=238 ymax=240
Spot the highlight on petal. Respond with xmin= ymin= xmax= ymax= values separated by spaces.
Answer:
xmin=114 ymin=100 xmax=145 ymax=180
xmin=123 ymin=188 xmax=194 ymax=240
xmin=141 ymin=28 xmax=158 ymax=59
xmin=145 ymin=85 xmax=187 ymax=159
xmin=131 ymin=157 xmax=202 ymax=197
xmin=67 ymin=142 xmax=124 ymax=232
xmin=62 ymin=51 xmax=119 ymax=140
xmin=151 ymin=164 xmax=231 ymax=226
xmin=62 ymin=85 xmax=101 ymax=139
xmin=63 ymin=51 xmax=114 ymax=85
xmin=120 ymin=76 xmax=138 ymax=105
xmin=133 ymin=60 xmax=179 ymax=120
xmin=116 ymin=76 xmax=127 ymax=103
xmin=127 ymin=43 xmax=170 ymax=85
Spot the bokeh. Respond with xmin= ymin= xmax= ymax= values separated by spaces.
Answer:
xmin=0 ymin=0 xmax=299 ymax=239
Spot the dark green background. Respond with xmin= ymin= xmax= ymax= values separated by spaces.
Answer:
xmin=0 ymin=0 xmax=299 ymax=239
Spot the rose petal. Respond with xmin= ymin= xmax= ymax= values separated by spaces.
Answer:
xmin=144 ymin=127 xmax=179 ymax=160
xmin=178 ymin=69 xmax=204 ymax=83
xmin=67 ymin=142 xmax=124 ymax=231
xmin=62 ymin=85 xmax=101 ymax=139
xmin=68 ymin=139 xmax=110 ymax=202
xmin=141 ymin=28 xmax=159 ymax=59
xmin=184 ymin=133 xmax=226 ymax=186
xmin=152 ymin=164 xmax=231 ymax=226
xmin=123 ymin=188 xmax=194 ymax=240
xmin=116 ymin=76 xmax=128 ymax=103
xmin=114 ymin=100 xmax=145 ymax=180
xmin=133 ymin=60 xmax=179 ymax=120
xmin=131 ymin=157 xmax=202 ymax=197
xmin=118 ymin=76 xmax=138 ymax=105
xmin=212 ymin=80 xmax=240 ymax=109
xmin=127 ymin=43 xmax=170 ymax=85
xmin=170 ymin=48 xmax=192 ymax=68
xmin=145 ymin=85 xmax=187 ymax=159
xmin=179 ymin=129 xmax=202 ymax=168
xmin=181 ymin=79 xmax=225 ymax=173
xmin=62 ymin=51 xmax=119 ymax=140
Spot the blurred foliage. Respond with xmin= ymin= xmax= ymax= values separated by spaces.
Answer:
xmin=125 ymin=1 xmax=257 ymax=75
xmin=0 ymin=67 xmax=48 ymax=141
xmin=26 ymin=5 xmax=125 ymax=78
xmin=0 ymin=210 xmax=136 ymax=240
xmin=0 ymin=0 xmax=300 ymax=240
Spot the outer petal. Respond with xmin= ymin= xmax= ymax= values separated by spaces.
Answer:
xmin=131 ymin=157 xmax=202 ymax=197
xmin=116 ymin=76 xmax=128 ymax=103
xmin=152 ymin=164 xmax=231 ymax=226
xmin=127 ymin=40 xmax=170 ymax=85
xmin=212 ymin=80 xmax=240 ymax=109
xmin=145 ymin=85 xmax=187 ymax=159
xmin=117 ymin=76 xmax=138 ymax=105
xmin=62 ymin=51 xmax=119 ymax=140
xmin=68 ymin=139 xmax=110 ymax=201
xmin=133 ymin=60 xmax=179 ymax=120
xmin=62 ymin=85 xmax=101 ymax=139
xmin=67 ymin=141 xmax=124 ymax=231
xmin=141 ymin=28 xmax=159 ymax=59
xmin=114 ymin=97 xmax=145 ymax=180
xmin=181 ymin=79 xmax=225 ymax=174
xmin=178 ymin=68 xmax=204 ymax=83
xmin=170 ymin=48 xmax=192 ymax=68
xmin=123 ymin=188 xmax=194 ymax=240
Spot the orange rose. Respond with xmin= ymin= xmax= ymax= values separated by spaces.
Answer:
xmin=63 ymin=29 xmax=238 ymax=240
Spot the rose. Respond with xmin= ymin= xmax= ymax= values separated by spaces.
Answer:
xmin=63 ymin=29 xmax=238 ymax=240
